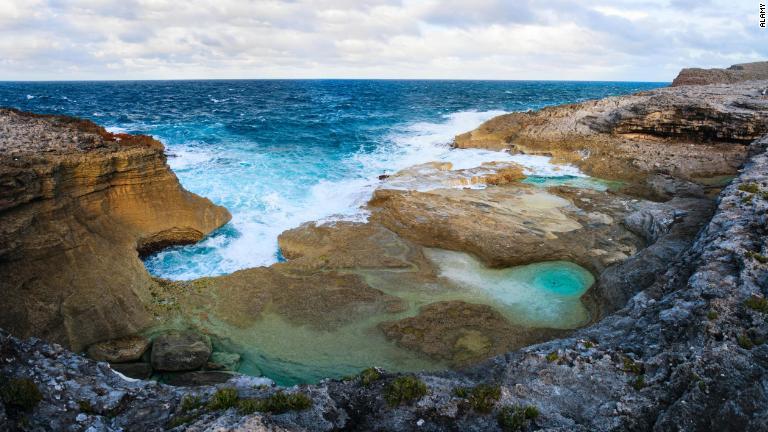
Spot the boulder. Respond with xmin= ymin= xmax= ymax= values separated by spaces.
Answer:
xmin=86 ymin=335 xmax=150 ymax=363
xmin=150 ymin=331 xmax=212 ymax=372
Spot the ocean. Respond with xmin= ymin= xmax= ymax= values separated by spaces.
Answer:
xmin=0 ymin=80 xmax=664 ymax=280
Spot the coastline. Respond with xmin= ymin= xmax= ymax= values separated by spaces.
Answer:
xmin=1 ymin=65 xmax=767 ymax=430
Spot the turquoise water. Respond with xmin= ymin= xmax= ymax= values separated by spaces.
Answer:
xmin=151 ymin=250 xmax=595 ymax=385
xmin=426 ymin=249 xmax=593 ymax=329
xmin=523 ymin=175 xmax=623 ymax=191
xmin=0 ymin=80 xmax=663 ymax=279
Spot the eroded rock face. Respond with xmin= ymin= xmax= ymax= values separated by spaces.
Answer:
xmin=0 ymin=108 xmax=231 ymax=351
xmin=150 ymin=331 xmax=212 ymax=372
xmin=454 ymin=82 xmax=768 ymax=183
xmin=671 ymin=61 xmax=768 ymax=86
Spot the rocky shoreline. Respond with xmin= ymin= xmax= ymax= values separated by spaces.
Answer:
xmin=1 ymin=64 xmax=767 ymax=430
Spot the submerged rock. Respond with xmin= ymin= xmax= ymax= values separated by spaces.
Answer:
xmin=379 ymin=300 xmax=561 ymax=366
xmin=86 ymin=335 xmax=151 ymax=363
xmin=150 ymin=331 xmax=212 ymax=372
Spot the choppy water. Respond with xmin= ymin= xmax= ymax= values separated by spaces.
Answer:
xmin=1 ymin=80 xmax=663 ymax=279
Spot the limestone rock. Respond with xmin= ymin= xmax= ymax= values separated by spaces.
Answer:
xmin=454 ymin=81 xmax=768 ymax=182
xmin=86 ymin=335 xmax=150 ymax=363
xmin=150 ymin=331 xmax=212 ymax=372
xmin=0 ymin=109 xmax=231 ymax=351
xmin=671 ymin=61 xmax=768 ymax=86
xmin=379 ymin=161 xmax=525 ymax=190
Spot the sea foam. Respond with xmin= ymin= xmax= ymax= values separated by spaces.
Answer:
xmin=145 ymin=109 xmax=587 ymax=279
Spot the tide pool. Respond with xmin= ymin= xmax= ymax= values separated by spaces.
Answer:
xmin=146 ymin=249 xmax=595 ymax=386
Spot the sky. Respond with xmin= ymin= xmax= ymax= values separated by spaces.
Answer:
xmin=0 ymin=0 xmax=765 ymax=81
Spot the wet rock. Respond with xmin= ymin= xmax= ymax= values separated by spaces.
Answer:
xmin=150 ymin=331 xmax=212 ymax=372
xmin=379 ymin=160 xmax=525 ymax=190
xmin=379 ymin=301 xmax=560 ymax=366
xmin=110 ymin=362 xmax=153 ymax=380
xmin=86 ymin=335 xmax=151 ymax=363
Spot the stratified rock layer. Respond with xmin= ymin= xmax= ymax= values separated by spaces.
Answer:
xmin=671 ymin=61 xmax=768 ymax=86
xmin=0 ymin=109 xmax=231 ymax=351
xmin=454 ymin=81 xmax=768 ymax=182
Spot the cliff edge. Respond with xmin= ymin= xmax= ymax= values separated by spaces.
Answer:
xmin=0 ymin=109 xmax=231 ymax=351
xmin=671 ymin=61 xmax=768 ymax=86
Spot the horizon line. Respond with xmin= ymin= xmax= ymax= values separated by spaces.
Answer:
xmin=0 ymin=77 xmax=672 ymax=84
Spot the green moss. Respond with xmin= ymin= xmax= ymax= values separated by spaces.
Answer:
xmin=523 ymin=405 xmax=540 ymax=420
xmin=737 ymin=334 xmax=755 ymax=350
xmin=738 ymin=183 xmax=760 ymax=194
xmin=236 ymin=398 xmax=261 ymax=414
xmin=207 ymin=387 xmax=239 ymax=410
xmin=746 ymin=252 xmax=768 ymax=265
xmin=180 ymin=395 xmax=202 ymax=413
xmin=545 ymin=351 xmax=559 ymax=362
xmin=237 ymin=392 xmax=312 ymax=414
xmin=453 ymin=387 xmax=470 ymax=398
xmin=622 ymin=357 xmax=644 ymax=374
xmin=745 ymin=296 xmax=768 ymax=313
xmin=467 ymin=384 xmax=501 ymax=413
xmin=583 ymin=341 xmax=594 ymax=349
xmin=384 ymin=376 xmax=428 ymax=407
xmin=707 ymin=310 xmax=719 ymax=320
xmin=631 ymin=375 xmax=645 ymax=391
xmin=742 ymin=195 xmax=754 ymax=204
xmin=78 ymin=400 xmax=95 ymax=413
xmin=359 ymin=367 xmax=382 ymax=387
xmin=698 ymin=380 xmax=707 ymax=392
xmin=0 ymin=378 xmax=42 ymax=411
xmin=497 ymin=405 xmax=539 ymax=432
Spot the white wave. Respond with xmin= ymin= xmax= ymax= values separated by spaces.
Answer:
xmin=149 ymin=109 xmax=590 ymax=279
xmin=165 ymin=145 xmax=216 ymax=171
xmin=105 ymin=126 xmax=128 ymax=134
xmin=26 ymin=94 xmax=35 ymax=100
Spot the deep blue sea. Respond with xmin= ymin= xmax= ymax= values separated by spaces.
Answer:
xmin=0 ymin=80 xmax=664 ymax=279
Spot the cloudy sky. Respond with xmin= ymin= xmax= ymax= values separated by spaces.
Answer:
xmin=0 ymin=0 xmax=765 ymax=81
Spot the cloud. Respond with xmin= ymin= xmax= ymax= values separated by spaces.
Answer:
xmin=0 ymin=0 xmax=764 ymax=81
